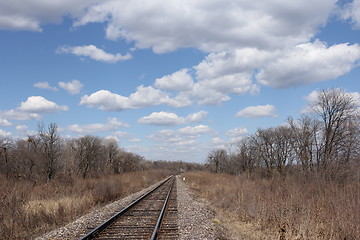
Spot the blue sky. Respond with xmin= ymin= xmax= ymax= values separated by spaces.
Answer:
xmin=1 ymin=0 xmax=360 ymax=163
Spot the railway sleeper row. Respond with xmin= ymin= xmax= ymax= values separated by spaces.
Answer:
xmin=80 ymin=176 xmax=178 ymax=240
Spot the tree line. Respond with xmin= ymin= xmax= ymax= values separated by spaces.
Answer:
xmin=207 ymin=89 xmax=360 ymax=179
xmin=0 ymin=123 xmax=203 ymax=183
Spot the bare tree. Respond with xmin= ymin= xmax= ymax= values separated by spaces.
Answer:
xmin=311 ymin=89 xmax=358 ymax=168
xmin=234 ymin=136 xmax=259 ymax=175
xmin=120 ymin=151 xmax=142 ymax=172
xmin=206 ymin=149 xmax=228 ymax=173
xmin=102 ymin=139 xmax=121 ymax=174
xmin=288 ymin=116 xmax=320 ymax=171
xmin=0 ymin=138 xmax=13 ymax=177
xmin=255 ymin=126 xmax=294 ymax=178
xmin=37 ymin=123 xmax=62 ymax=181
xmin=71 ymin=136 xmax=104 ymax=178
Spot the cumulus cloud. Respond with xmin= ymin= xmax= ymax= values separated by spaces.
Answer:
xmin=138 ymin=112 xmax=184 ymax=126
xmin=138 ymin=111 xmax=207 ymax=126
xmin=5 ymin=0 xmax=359 ymax=111
xmin=19 ymin=96 xmax=68 ymax=113
xmin=340 ymin=0 xmax=360 ymax=29
xmin=0 ymin=0 xmax=99 ymax=31
xmin=211 ymin=137 xmax=225 ymax=145
xmin=177 ymin=125 xmax=211 ymax=135
xmin=225 ymin=127 xmax=248 ymax=138
xmin=149 ymin=39 xmax=360 ymax=107
xmin=110 ymin=131 xmax=140 ymax=143
xmin=80 ymin=90 xmax=130 ymax=111
xmin=0 ymin=118 xmax=12 ymax=127
xmin=185 ymin=111 xmax=208 ymax=123
xmin=16 ymin=125 xmax=28 ymax=132
xmin=57 ymin=45 xmax=132 ymax=63
xmin=74 ymin=0 xmax=336 ymax=53
xmin=154 ymin=68 xmax=194 ymax=91
xmin=0 ymin=129 xmax=12 ymax=137
xmin=257 ymin=41 xmax=360 ymax=88
xmin=58 ymin=80 xmax=84 ymax=95
xmin=236 ymin=104 xmax=277 ymax=118
xmin=33 ymin=81 xmax=58 ymax=91
xmin=0 ymin=110 xmax=41 ymax=121
xmin=66 ymin=117 xmax=129 ymax=134
xmin=80 ymin=86 xmax=181 ymax=111
xmin=225 ymin=127 xmax=249 ymax=143
xmin=144 ymin=124 xmax=213 ymax=162
xmin=128 ymin=85 xmax=169 ymax=108
xmin=15 ymin=125 xmax=35 ymax=137
xmin=148 ymin=124 xmax=211 ymax=142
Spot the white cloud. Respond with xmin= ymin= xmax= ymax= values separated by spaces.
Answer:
xmin=0 ymin=129 xmax=12 ymax=137
xmin=110 ymin=131 xmax=140 ymax=143
xmin=80 ymin=90 xmax=130 ymax=111
xmin=162 ymin=93 xmax=193 ymax=108
xmin=154 ymin=68 xmax=194 ymax=91
xmin=107 ymin=117 xmax=130 ymax=128
xmin=185 ymin=111 xmax=208 ymax=123
xmin=257 ymin=41 xmax=360 ymax=88
xmin=147 ymin=125 xmax=211 ymax=149
xmin=340 ymin=0 xmax=360 ymax=29
xmin=148 ymin=125 xmax=211 ymax=143
xmin=0 ymin=118 xmax=12 ymax=127
xmin=144 ymin=48 xmax=265 ymax=107
xmin=138 ymin=112 xmax=183 ymax=126
xmin=148 ymin=129 xmax=178 ymax=142
xmin=57 ymin=45 xmax=132 ymax=63
xmin=66 ymin=117 xmax=129 ymax=134
xmin=16 ymin=125 xmax=28 ymax=132
xmin=178 ymin=125 xmax=211 ymax=135
xmin=211 ymin=137 xmax=225 ymax=145
xmin=0 ymin=110 xmax=41 ymax=121
xmin=144 ymin=124 xmax=214 ymax=161
xmin=0 ymin=0 xmax=99 ymax=31
xmin=80 ymin=86 xmax=177 ymax=111
xmin=225 ymin=127 xmax=248 ymax=138
xmin=14 ymin=125 xmax=36 ymax=137
xmin=236 ymin=104 xmax=277 ymax=118
xmin=128 ymin=85 xmax=169 ymax=108
xmin=75 ymin=0 xmax=337 ymax=53
xmin=19 ymin=96 xmax=68 ymax=113
xmin=6 ymin=1 xmax=358 ymax=112
xmin=33 ymin=81 xmax=58 ymax=91
xmin=58 ymin=80 xmax=84 ymax=95
xmin=138 ymin=111 xmax=207 ymax=126
xmin=225 ymin=127 xmax=249 ymax=143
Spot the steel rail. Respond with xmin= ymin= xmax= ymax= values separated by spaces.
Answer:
xmin=78 ymin=175 xmax=173 ymax=240
xmin=150 ymin=177 xmax=174 ymax=240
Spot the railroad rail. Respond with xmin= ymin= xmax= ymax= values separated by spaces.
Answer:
xmin=79 ymin=175 xmax=178 ymax=240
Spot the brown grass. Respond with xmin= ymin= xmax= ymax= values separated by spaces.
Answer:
xmin=182 ymin=171 xmax=360 ymax=240
xmin=0 ymin=170 xmax=168 ymax=239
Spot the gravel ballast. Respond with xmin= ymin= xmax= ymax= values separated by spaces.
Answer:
xmin=35 ymin=180 xmax=164 ymax=240
xmin=36 ymin=175 xmax=226 ymax=240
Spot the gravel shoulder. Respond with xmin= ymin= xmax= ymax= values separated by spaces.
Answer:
xmin=178 ymin=176 xmax=278 ymax=240
xmin=177 ymin=176 xmax=228 ymax=240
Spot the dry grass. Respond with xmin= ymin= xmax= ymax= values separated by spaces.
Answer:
xmin=182 ymin=171 xmax=360 ymax=240
xmin=0 ymin=170 xmax=167 ymax=239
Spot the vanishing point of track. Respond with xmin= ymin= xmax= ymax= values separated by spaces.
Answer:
xmin=79 ymin=176 xmax=178 ymax=240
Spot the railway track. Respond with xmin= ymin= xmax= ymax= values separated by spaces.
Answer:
xmin=79 ymin=176 xmax=178 ymax=240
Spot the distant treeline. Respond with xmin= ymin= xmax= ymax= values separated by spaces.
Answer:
xmin=206 ymin=89 xmax=360 ymax=179
xmin=0 ymin=123 xmax=204 ymax=183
